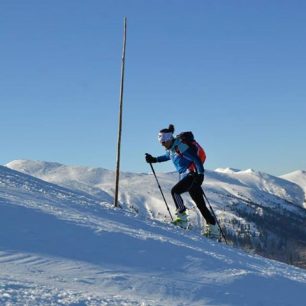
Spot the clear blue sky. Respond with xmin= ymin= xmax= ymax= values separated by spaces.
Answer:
xmin=1 ymin=0 xmax=306 ymax=176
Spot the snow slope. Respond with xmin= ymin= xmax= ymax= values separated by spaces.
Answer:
xmin=281 ymin=170 xmax=306 ymax=207
xmin=281 ymin=170 xmax=306 ymax=191
xmin=1 ymin=165 xmax=306 ymax=305
xmin=6 ymin=160 xmax=306 ymax=269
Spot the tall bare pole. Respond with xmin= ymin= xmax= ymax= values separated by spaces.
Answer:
xmin=114 ymin=17 xmax=127 ymax=207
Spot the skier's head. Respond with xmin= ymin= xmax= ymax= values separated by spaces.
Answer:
xmin=158 ymin=124 xmax=174 ymax=149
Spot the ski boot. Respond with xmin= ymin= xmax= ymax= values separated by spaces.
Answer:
xmin=172 ymin=210 xmax=189 ymax=229
xmin=203 ymin=223 xmax=221 ymax=241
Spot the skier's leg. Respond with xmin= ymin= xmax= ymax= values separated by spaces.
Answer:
xmin=189 ymin=185 xmax=215 ymax=225
xmin=171 ymin=175 xmax=193 ymax=212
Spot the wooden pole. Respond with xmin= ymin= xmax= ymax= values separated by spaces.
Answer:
xmin=114 ymin=17 xmax=127 ymax=207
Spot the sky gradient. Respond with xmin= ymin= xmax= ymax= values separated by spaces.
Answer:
xmin=1 ymin=0 xmax=306 ymax=176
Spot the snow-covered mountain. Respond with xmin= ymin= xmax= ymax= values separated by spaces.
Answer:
xmin=1 ymin=164 xmax=306 ymax=305
xmin=281 ymin=170 xmax=306 ymax=196
xmin=6 ymin=160 xmax=306 ymax=269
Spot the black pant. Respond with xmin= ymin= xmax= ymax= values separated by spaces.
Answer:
xmin=171 ymin=174 xmax=215 ymax=225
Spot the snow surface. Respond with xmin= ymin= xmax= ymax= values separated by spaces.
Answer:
xmin=6 ymin=160 xmax=306 ymax=265
xmin=1 ymin=162 xmax=306 ymax=305
xmin=281 ymin=170 xmax=306 ymax=199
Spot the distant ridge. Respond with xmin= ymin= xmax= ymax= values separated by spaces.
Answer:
xmin=281 ymin=170 xmax=306 ymax=195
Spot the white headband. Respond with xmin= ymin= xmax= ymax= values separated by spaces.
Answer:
xmin=158 ymin=132 xmax=173 ymax=143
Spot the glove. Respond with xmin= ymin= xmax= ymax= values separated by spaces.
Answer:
xmin=145 ymin=153 xmax=157 ymax=163
xmin=191 ymin=173 xmax=204 ymax=185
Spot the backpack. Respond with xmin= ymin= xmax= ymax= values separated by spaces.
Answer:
xmin=176 ymin=131 xmax=206 ymax=171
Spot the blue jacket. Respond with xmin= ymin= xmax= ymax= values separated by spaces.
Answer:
xmin=156 ymin=138 xmax=204 ymax=175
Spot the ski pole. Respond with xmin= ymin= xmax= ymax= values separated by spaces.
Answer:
xmin=149 ymin=163 xmax=174 ymax=221
xmin=202 ymin=190 xmax=228 ymax=244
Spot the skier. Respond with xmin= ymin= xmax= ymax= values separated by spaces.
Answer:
xmin=145 ymin=124 xmax=220 ymax=238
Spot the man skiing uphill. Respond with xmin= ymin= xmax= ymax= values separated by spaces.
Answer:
xmin=145 ymin=124 xmax=220 ymax=238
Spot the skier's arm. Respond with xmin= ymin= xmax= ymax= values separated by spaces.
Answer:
xmin=156 ymin=151 xmax=170 ymax=163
